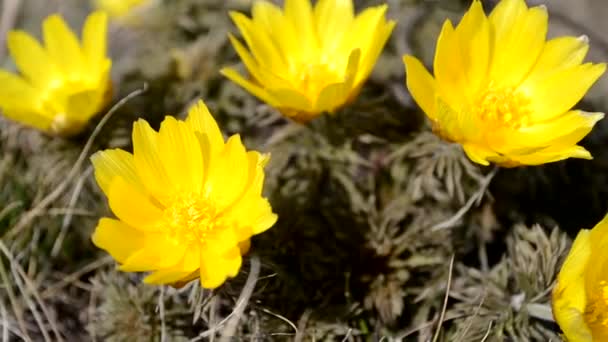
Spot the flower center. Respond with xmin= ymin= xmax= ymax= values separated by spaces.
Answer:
xmin=292 ymin=62 xmax=343 ymax=103
xmin=584 ymin=280 xmax=608 ymax=328
xmin=475 ymin=87 xmax=531 ymax=129
xmin=163 ymin=195 xmax=223 ymax=244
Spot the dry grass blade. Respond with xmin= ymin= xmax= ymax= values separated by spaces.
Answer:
xmin=0 ymin=241 xmax=63 ymax=341
xmin=0 ymin=259 xmax=31 ymax=342
xmin=219 ymin=256 xmax=261 ymax=342
xmin=432 ymin=254 xmax=454 ymax=342
xmin=5 ymin=85 xmax=148 ymax=240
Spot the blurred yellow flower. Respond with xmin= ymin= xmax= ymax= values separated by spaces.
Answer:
xmin=404 ymin=0 xmax=606 ymax=167
xmin=93 ymin=0 xmax=150 ymax=18
xmin=0 ymin=11 xmax=111 ymax=136
xmin=221 ymin=0 xmax=395 ymax=122
xmin=91 ymin=100 xmax=277 ymax=289
xmin=552 ymin=214 xmax=608 ymax=341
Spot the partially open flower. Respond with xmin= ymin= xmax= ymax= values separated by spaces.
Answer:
xmin=0 ymin=11 xmax=111 ymax=136
xmin=221 ymin=0 xmax=395 ymax=122
xmin=91 ymin=100 xmax=277 ymax=289
xmin=404 ymin=0 xmax=605 ymax=167
xmin=553 ymin=214 xmax=608 ymax=341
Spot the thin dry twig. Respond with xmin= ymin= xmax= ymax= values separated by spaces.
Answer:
xmin=51 ymin=166 xmax=93 ymax=257
xmin=0 ymin=260 xmax=31 ymax=342
xmin=5 ymin=85 xmax=148 ymax=239
xmin=0 ymin=241 xmax=63 ymax=341
xmin=158 ymin=286 xmax=166 ymax=342
xmin=41 ymin=256 xmax=113 ymax=299
xmin=480 ymin=321 xmax=493 ymax=342
xmin=454 ymin=292 xmax=487 ymax=342
xmin=260 ymin=308 xmax=298 ymax=336
xmin=432 ymin=254 xmax=455 ymax=342
xmin=219 ymin=256 xmax=261 ymax=342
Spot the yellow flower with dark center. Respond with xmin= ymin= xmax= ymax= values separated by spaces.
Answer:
xmin=221 ymin=0 xmax=395 ymax=122
xmin=91 ymin=100 xmax=277 ymax=288
xmin=0 ymin=12 xmax=111 ymax=136
xmin=93 ymin=0 xmax=150 ymax=18
xmin=553 ymin=214 xmax=608 ymax=341
xmin=404 ymin=0 xmax=606 ymax=167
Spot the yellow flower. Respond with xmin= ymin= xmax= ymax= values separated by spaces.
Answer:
xmin=404 ymin=0 xmax=606 ymax=167
xmin=91 ymin=100 xmax=277 ymax=289
xmin=221 ymin=0 xmax=395 ymax=122
xmin=552 ymin=214 xmax=608 ymax=341
xmin=0 ymin=12 xmax=111 ymax=136
xmin=93 ymin=0 xmax=150 ymax=18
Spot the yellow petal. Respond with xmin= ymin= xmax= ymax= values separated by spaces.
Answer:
xmin=92 ymin=218 xmax=145 ymax=263
xmin=43 ymin=14 xmax=85 ymax=77
xmin=315 ymin=49 xmax=359 ymax=112
xmin=252 ymin=1 xmax=298 ymax=61
xmin=120 ymin=234 xmax=187 ymax=272
xmin=82 ymin=11 xmax=108 ymax=73
xmin=0 ymin=71 xmax=51 ymax=131
xmin=553 ymin=229 xmax=593 ymax=341
xmin=453 ymin=0 xmax=490 ymax=97
xmin=220 ymin=68 xmax=279 ymax=107
xmin=462 ymin=144 xmax=493 ymax=166
xmin=108 ymin=176 xmax=164 ymax=231
xmin=268 ymin=88 xmax=312 ymax=112
xmin=433 ymin=20 xmax=468 ymax=110
xmin=584 ymin=214 xmax=608 ymax=290
xmin=488 ymin=110 xmax=604 ymax=155
xmin=205 ymin=134 xmax=249 ymax=211
xmin=284 ymin=0 xmax=318 ymax=58
xmin=157 ymin=116 xmax=204 ymax=194
xmin=526 ymin=36 xmax=589 ymax=82
xmin=489 ymin=0 xmax=548 ymax=87
xmin=91 ymin=148 xmax=142 ymax=196
xmin=340 ymin=5 xmax=394 ymax=85
xmin=206 ymin=227 xmax=240 ymax=256
xmin=185 ymin=100 xmax=225 ymax=155
xmin=132 ymin=119 xmax=173 ymax=202
xmin=404 ymin=55 xmax=436 ymax=119
xmin=144 ymin=247 xmax=200 ymax=285
xmin=314 ymin=0 xmax=354 ymax=52
xmin=522 ymin=63 xmax=606 ymax=122
xmin=7 ymin=31 xmax=60 ymax=89
xmin=509 ymin=145 xmax=591 ymax=165
xmin=229 ymin=11 xmax=286 ymax=71
xmin=227 ymin=34 xmax=265 ymax=83
xmin=199 ymin=247 xmax=242 ymax=289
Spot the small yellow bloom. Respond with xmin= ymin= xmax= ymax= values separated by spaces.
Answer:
xmin=91 ymin=100 xmax=277 ymax=289
xmin=93 ymin=0 xmax=150 ymax=18
xmin=221 ymin=0 xmax=395 ymax=122
xmin=0 ymin=12 xmax=111 ymax=136
xmin=404 ymin=0 xmax=606 ymax=167
xmin=552 ymin=214 xmax=608 ymax=341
